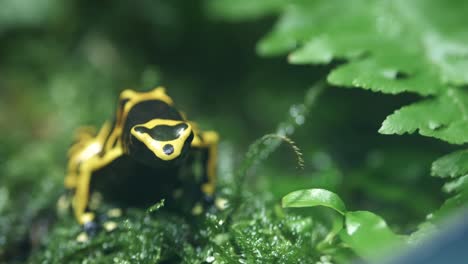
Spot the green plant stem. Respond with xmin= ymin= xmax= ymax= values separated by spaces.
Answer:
xmin=229 ymin=80 xmax=327 ymax=214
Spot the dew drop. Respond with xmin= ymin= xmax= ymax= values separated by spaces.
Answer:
xmin=381 ymin=69 xmax=397 ymax=79
xmin=295 ymin=115 xmax=305 ymax=125
xmin=428 ymin=120 xmax=442 ymax=130
xmin=381 ymin=69 xmax=409 ymax=79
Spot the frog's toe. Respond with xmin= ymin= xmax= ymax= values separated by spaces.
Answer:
xmin=214 ymin=197 xmax=229 ymax=211
xmin=191 ymin=202 xmax=204 ymax=215
xmin=79 ymin=212 xmax=100 ymax=236
xmin=106 ymin=208 xmax=123 ymax=218
xmin=76 ymin=232 xmax=89 ymax=243
xmin=103 ymin=221 xmax=118 ymax=232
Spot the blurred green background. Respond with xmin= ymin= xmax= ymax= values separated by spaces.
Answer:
xmin=0 ymin=0 xmax=457 ymax=262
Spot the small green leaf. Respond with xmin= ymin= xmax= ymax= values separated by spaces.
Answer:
xmin=288 ymin=36 xmax=335 ymax=64
xmin=379 ymin=88 xmax=468 ymax=144
xmin=328 ymin=58 xmax=443 ymax=96
xmin=282 ymin=188 xmax=346 ymax=215
xmin=340 ymin=211 xmax=404 ymax=261
xmin=432 ymin=149 xmax=468 ymax=178
xmin=147 ymin=199 xmax=165 ymax=214
xmin=443 ymin=175 xmax=468 ymax=193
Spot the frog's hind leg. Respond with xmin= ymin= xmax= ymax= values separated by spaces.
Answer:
xmin=73 ymin=146 xmax=123 ymax=224
xmin=65 ymin=122 xmax=112 ymax=189
xmin=64 ymin=122 xmax=122 ymax=223
xmin=72 ymin=146 xmax=123 ymax=241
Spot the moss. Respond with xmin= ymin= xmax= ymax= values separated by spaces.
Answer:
xmin=29 ymin=191 xmax=353 ymax=263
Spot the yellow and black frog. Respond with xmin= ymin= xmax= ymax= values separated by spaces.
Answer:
xmin=63 ymin=87 xmax=218 ymax=236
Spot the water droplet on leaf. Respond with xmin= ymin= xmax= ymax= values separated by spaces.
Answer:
xmin=428 ymin=120 xmax=442 ymax=130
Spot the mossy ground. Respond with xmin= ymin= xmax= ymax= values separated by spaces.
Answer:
xmin=28 ymin=190 xmax=353 ymax=263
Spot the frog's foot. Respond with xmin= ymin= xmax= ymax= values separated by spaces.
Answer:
xmin=190 ymin=194 xmax=215 ymax=215
xmin=81 ymin=212 xmax=100 ymax=237
xmin=76 ymin=209 xmax=122 ymax=242
xmin=83 ymin=219 xmax=100 ymax=236
xmin=106 ymin=208 xmax=123 ymax=219
xmin=103 ymin=221 xmax=118 ymax=232
xmin=191 ymin=202 xmax=204 ymax=215
xmin=100 ymin=208 xmax=121 ymax=232
xmin=75 ymin=212 xmax=100 ymax=242
xmin=197 ymin=194 xmax=227 ymax=214
xmin=214 ymin=197 xmax=229 ymax=211
xmin=203 ymin=194 xmax=215 ymax=206
xmin=76 ymin=221 xmax=99 ymax=242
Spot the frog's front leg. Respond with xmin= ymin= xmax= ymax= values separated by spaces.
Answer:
xmin=73 ymin=162 xmax=101 ymax=241
xmin=191 ymin=131 xmax=219 ymax=205
xmin=199 ymin=131 xmax=219 ymax=197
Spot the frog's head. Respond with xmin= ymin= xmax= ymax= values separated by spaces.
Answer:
xmin=129 ymin=119 xmax=194 ymax=166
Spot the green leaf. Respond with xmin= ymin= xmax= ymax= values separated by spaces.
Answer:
xmin=428 ymin=149 xmax=468 ymax=227
xmin=327 ymin=58 xmax=444 ymax=95
xmin=432 ymin=149 xmax=468 ymax=178
xmin=259 ymin=0 xmax=468 ymax=87
xmin=282 ymin=188 xmax=346 ymax=215
xmin=379 ymin=88 xmax=468 ymax=144
xmin=340 ymin=211 xmax=404 ymax=261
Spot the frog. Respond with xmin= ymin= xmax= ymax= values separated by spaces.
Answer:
xmin=63 ymin=87 xmax=218 ymax=234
